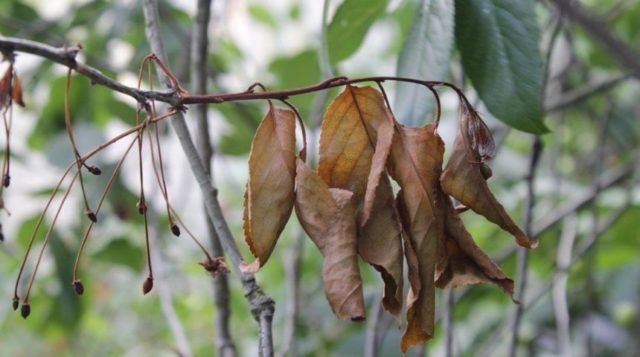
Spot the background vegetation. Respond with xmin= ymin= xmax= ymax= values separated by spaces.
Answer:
xmin=0 ymin=0 xmax=638 ymax=356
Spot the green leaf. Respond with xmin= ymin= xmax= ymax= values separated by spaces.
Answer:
xmin=327 ymin=0 xmax=388 ymax=65
xmin=269 ymin=49 xmax=321 ymax=115
xmin=455 ymin=0 xmax=548 ymax=134
xmin=395 ymin=0 xmax=454 ymax=127
xmin=93 ymin=237 xmax=144 ymax=271
xmin=218 ymin=104 xmax=263 ymax=156
xmin=248 ymin=4 xmax=278 ymax=28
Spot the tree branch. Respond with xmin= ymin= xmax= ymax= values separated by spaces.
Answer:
xmin=0 ymin=36 xmax=178 ymax=105
xmin=545 ymin=74 xmax=629 ymax=112
xmin=508 ymin=138 xmax=543 ymax=357
xmin=552 ymin=214 xmax=577 ymax=356
xmin=548 ymin=0 xmax=640 ymax=79
xmin=0 ymin=35 xmax=464 ymax=109
xmin=189 ymin=0 xmax=236 ymax=356
xmin=140 ymin=1 xmax=274 ymax=356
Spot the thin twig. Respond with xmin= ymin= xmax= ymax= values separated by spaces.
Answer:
xmin=0 ymin=36 xmax=464 ymax=109
xmin=508 ymin=138 xmax=543 ymax=356
xmin=545 ymin=74 xmax=628 ymax=112
xmin=0 ymin=36 xmax=178 ymax=104
xmin=141 ymin=1 xmax=274 ymax=356
xmin=277 ymin=232 xmax=304 ymax=357
xmin=552 ymin=214 xmax=577 ymax=356
xmin=548 ymin=0 xmax=640 ymax=79
xmin=478 ymin=200 xmax=632 ymax=356
xmin=149 ymin=216 xmax=194 ymax=357
xmin=190 ymin=0 xmax=236 ymax=354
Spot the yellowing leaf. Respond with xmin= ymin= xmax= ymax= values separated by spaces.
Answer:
xmin=319 ymin=85 xmax=403 ymax=315
xmin=387 ymin=124 xmax=445 ymax=352
xmin=243 ymin=104 xmax=296 ymax=268
xmin=441 ymin=105 xmax=537 ymax=248
xmin=294 ymin=158 xmax=365 ymax=320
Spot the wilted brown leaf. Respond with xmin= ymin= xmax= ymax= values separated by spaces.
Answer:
xmin=441 ymin=105 xmax=537 ymax=248
xmin=0 ymin=68 xmax=10 ymax=109
xmin=435 ymin=195 xmax=514 ymax=296
xmin=358 ymin=177 xmax=403 ymax=316
xmin=319 ymin=85 xmax=403 ymax=315
xmin=11 ymin=73 xmax=25 ymax=107
xmin=387 ymin=123 xmax=445 ymax=352
xmin=294 ymin=158 xmax=365 ymax=320
xmin=243 ymin=104 xmax=297 ymax=268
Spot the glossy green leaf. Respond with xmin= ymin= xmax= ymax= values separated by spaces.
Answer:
xmin=395 ymin=0 xmax=454 ymax=127
xmin=327 ymin=0 xmax=388 ymax=65
xmin=455 ymin=0 xmax=548 ymax=134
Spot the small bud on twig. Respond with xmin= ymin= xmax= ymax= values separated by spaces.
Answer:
xmin=136 ymin=200 xmax=146 ymax=215
xmin=85 ymin=209 xmax=97 ymax=223
xmin=21 ymin=303 xmax=30 ymax=319
xmin=170 ymin=224 xmax=180 ymax=237
xmin=87 ymin=165 xmax=102 ymax=175
xmin=73 ymin=280 xmax=85 ymax=295
xmin=142 ymin=276 xmax=153 ymax=295
xmin=12 ymin=297 xmax=18 ymax=311
xmin=3 ymin=174 xmax=10 ymax=187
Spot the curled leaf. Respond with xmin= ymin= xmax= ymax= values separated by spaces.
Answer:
xmin=387 ymin=124 xmax=445 ymax=352
xmin=358 ymin=177 xmax=404 ymax=316
xmin=441 ymin=104 xmax=537 ymax=248
xmin=243 ymin=105 xmax=297 ymax=268
xmin=319 ymin=85 xmax=403 ymax=315
xmin=435 ymin=196 xmax=514 ymax=297
xmin=294 ymin=159 xmax=365 ymax=321
xmin=0 ymin=68 xmax=10 ymax=109
xmin=11 ymin=73 xmax=25 ymax=107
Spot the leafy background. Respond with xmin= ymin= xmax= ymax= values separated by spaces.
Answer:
xmin=0 ymin=0 xmax=639 ymax=356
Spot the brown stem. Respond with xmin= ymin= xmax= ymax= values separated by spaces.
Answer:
xmin=72 ymin=135 xmax=139 ymax=284
xmin=13 ymin=163 xmax=75 ymax=303
xmin=64 ymin=68 xmax=93 ymax=218
xmin=22 ymin=171 xmax=79 ymax=304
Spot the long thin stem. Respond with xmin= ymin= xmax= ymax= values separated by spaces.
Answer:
xmin=64 ymin=68 xmax=94 ymax=220
xmin=13 ymin=162 xmax=75 ymax=305
xmin=22 ymin=171 xmax=79 ymax=305
xmin=72 ymin=135 xmax=139 ymax=285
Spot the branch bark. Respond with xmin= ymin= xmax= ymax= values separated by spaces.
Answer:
xmin=141 ymin=1 xmax=275 ymax=356
xmin=189 ymin=1 xmax=236 ymax=356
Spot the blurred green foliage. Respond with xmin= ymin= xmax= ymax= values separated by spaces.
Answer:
xmin=0 ymin=0 xmax=638 ymax=356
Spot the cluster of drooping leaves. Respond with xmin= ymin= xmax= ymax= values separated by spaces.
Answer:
xmin=242 ymin=85 xmax=537 ymax=352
